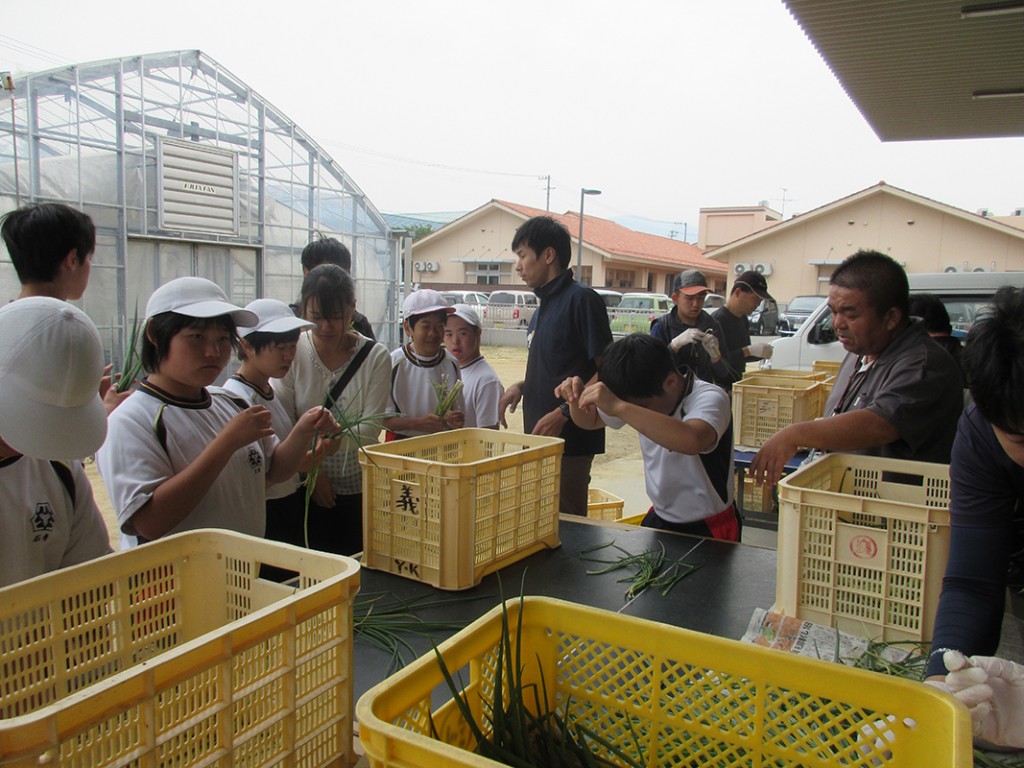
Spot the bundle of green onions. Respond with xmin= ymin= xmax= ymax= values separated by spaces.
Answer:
xmin=301 ymin=388 xmax=395 ymax=548
xmin=433 ymin=589 xmax=646 ymax=767
xmin=114 ymin=304 xmax=145 ymax=393
xmin=354 ymin=591 xmax=479 ymax=675
xmin=433 ymin=375 xmax=464 ymax=417
xmin=577 ymin=540 xmax=704 ymax=600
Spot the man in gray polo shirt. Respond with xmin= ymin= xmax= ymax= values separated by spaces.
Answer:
xmin=750 ymin=250 xmax=963 ymax=487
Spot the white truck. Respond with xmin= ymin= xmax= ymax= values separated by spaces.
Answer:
xmin=769 ymin=271 xmax=1024 ymax=370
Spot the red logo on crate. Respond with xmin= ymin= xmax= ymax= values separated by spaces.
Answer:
xmin=849 ymin=535 xmax=878 ymax=559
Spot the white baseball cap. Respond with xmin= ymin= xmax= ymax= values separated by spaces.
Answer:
xmin=0 ymin=297 xmax=107 ymax=460
xmin=238 ymin=298 xmax=314 ymax=338
xmin=145 ymin=277 xmax=258 ymax=326
xmin=449 ymin=303 xmax=482 ymax=328
xmin=402 ymin=289 xmax=455 ymax=320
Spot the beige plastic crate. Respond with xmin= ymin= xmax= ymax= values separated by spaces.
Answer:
xmin=737 ymin=473 xmax=773 ymax=514
xmin=357 ymin=597 xmax=971 ymax=768
xmin=732 ymin=376 xmax=824 ymax=448
xmin=777 ymin=453 xmax=951 ymax=642
xmin=0 ymin=529 xmax=360 ymax=768
xmin=360 ymin=428 xmax=563 ymax=590
xmin=812 ymin=359 xmax=843 ymax=377
xmin=586 ymin=487 xmax=625 ymax=520
xmin=741 ymin=367 xmax=827 ymax=380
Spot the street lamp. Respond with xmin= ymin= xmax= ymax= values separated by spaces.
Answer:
xmin=577 ymin=188 xmax=602 ymax=282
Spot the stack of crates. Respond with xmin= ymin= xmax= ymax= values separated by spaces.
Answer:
xmin=776 ymin=453 xmax=952 ymax=641
xmin=357 ymin=597 xmax=971 ymax=767
xmin=359 ymin=428 xmax=563 ymax=590
xmin=732 ymin=375 xmax=824 ymax=449
xmin=0 ymin=530 xmax=360 ymax=767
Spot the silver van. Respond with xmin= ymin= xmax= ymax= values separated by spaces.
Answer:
xmin=483 ymin=290 xmax=538 ymax=328
xmin=769 ymin=271 xmax=1024 ymax=370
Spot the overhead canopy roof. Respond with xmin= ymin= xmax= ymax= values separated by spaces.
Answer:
xmin=784 ymin=0 xmax=1024 ymax=140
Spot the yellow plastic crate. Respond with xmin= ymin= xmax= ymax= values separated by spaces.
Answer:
xmin=587 ymin=487 xmax=625 ymax=520
xmin=819 ymin=376 xmax=836 ymax=417
xmin=359 ymin=428 xmax=563 ymax=590
xmin=356 ymin=597 xmax=970 ymax=767
xmin=732 ymin=376 xmax=824 ymax=448
xmin=0 ymin=529 xmax=360 ymax=768
xmin=777 ymin=453 xmax=951 ymax=642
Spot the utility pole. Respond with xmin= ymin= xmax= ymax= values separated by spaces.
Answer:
xmin=543 ymin=175 xmax=551 ymax=211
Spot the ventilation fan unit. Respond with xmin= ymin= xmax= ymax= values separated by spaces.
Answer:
xmin=754 ymin=263 xmax=773 ymax=276
xmin=943 ymin=265 xmax=959 ymax=273
xmin=734 ymin=263 xmax=749 ymax=275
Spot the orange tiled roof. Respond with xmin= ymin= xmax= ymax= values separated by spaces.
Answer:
xmin=495 ymin=200 xmax=722 ymax=275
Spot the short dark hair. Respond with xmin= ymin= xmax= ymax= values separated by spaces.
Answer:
xmin=511 ymin=216 xmax=572 ymax=270
xmin=299 ymin=263 xmax=355 ymax=320
xmin=237 ymin=328 xmax=302 ymax=360
xmin=908 ymin=293 xmax=953 ymax=335
xmin=598 ymin=334 xmax=677 ymax=401
xmin=1 ymin=203 xmax=96 ymax=284
xmin=829 ymin=250 xmax=910 ymax=318
xmin=142 ymin=314 xmax=238 ymax=373
xmin=963 ymin=286 xmax=1024 ymax=434
xmin=301 ymin=235 xmax=352 ymax=272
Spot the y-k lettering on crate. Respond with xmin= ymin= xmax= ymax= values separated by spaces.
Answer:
xmin=393 ymin=560 xmax=421 ymax=578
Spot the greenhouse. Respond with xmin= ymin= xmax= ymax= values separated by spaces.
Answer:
xmin=0 ymin=49 xmax=402 ymax=364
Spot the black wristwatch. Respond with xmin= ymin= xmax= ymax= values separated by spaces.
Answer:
xmin=559 ymin=401 xmax=571 ymax=419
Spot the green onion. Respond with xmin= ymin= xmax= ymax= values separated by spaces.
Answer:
xmin=114 ymin=302 xmax=144 ymax=393
xmin=432 ymin=375 xmax=464 ymax=417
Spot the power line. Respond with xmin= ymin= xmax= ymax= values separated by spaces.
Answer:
xmin=0 ymin=35 xmax=72 ymax=69
xmin=317 ymin=136 xmax=545 ymax=179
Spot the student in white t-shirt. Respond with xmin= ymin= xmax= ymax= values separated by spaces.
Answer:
xmin=444 ymin=304 xmax=502 ymax=429
xmin=557 ymin=333 xmax=738 ymax=541
xmin=221 ymin=299 xmax=315 ymax=560
xmin=0 ymin=297 xmax=112 ymax=587
xmin=98 ymin=277 xmax=336 ymax=548
xmin=383 ymin=289 xmax=465 ymax=439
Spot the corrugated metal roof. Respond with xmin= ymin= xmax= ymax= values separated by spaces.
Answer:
xmin=784 ymin=0 xmax=1024 ymax=140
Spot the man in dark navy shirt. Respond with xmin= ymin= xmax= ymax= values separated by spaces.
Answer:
xmin=499 ymin=216 xmax=612 ymax=516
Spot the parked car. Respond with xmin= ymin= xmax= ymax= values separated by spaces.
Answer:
xmin=610 ymin=293 xmax=673 ymax=334
xmin=770 ymin=271 xmax=1024 ymax=370
xmin=483 ymin=289 xmax=538 ymax=328
xmin=441 ymin=290 xmax=489 ymax=319
xmin=704 ymin=293 xmax=726 ymax=311
xmin=748 ymin=298 xmax=780 ymax=335
xmin=778 ymin=295 xmax=827 ymax=336
xmin=594 ymin=288 xmax=623 ymax=308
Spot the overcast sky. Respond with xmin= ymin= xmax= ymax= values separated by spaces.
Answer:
xmin=3 ymin=0 xmax=1023 ymax=240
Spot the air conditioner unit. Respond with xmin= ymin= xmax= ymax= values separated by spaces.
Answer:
xmin=427 ymin=261 xmax=439 ymax=272
xmin=972 ymin=266 xmax=987 ymax=273
xmin=753 ymin=262 xmax=773 ymax=276
xmin=943 ymin=265 xmax=959 ymax=273
xmin=414 ymin=261 xmax=423 ymax=271
xmin=734 ymin=263 xmax=748 ymax=275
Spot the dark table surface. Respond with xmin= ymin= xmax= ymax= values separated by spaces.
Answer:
xmin=353 ymin=516 xmax=777 ymax=701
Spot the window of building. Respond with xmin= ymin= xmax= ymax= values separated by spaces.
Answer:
xmin=606 ymin=269 xmax=636 ymax=289
xmin=578 ymin=266 xmax=593 ymax=286
xmin=466 ymin=262 xmax=510 ymax=284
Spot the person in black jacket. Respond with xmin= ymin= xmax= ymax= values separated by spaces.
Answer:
xmin=290 ymin=235 xmax=375 ymax=340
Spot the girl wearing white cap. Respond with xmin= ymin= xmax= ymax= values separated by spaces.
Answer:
xmin=98 ymin=277 xmax=336 ymax=548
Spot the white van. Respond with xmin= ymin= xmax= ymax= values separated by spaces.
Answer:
xmin=769 ymin=271 xmax=1024 ymax=370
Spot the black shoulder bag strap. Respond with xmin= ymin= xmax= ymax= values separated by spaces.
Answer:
xmin=324 ymin=341 xmax=374 ymax=408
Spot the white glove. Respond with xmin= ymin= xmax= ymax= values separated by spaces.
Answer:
xmin=701 ymin=333 xmax=721 ymax=363
xmin=748 ymin=341 xmax=773 ymax=359
xmin=670 ymin=327 xmax=705 ymax=351
xmin=943 ymin=650 xmax=1024 ymax=750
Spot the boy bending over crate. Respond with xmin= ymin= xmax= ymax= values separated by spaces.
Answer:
xmin=556 ymin=333 xmax=738 ymax=541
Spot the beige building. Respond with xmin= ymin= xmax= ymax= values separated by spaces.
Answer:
xmin=703 ymin=182 xmax=1024 ymax=304
xmin=411 ymin=199 xmax=726 ymax=295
